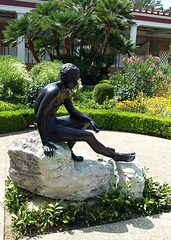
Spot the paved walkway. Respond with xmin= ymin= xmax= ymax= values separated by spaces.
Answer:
xmin=0 ymin=130 xmax=171 ymax=240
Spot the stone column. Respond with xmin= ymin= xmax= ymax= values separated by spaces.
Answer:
xmin=145 ymin=37 xmax=151 ymax=58
xmin=17 ymin=13 xmax=25 ymax=63
xmin=130 ymin=25 xmax=137 ymax=44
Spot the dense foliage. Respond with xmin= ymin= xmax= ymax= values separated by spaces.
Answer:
xmin=0 ymin=101 xmax=25 ymax=112
xmin=130 ymin=0 xmax=163 ymax=10
xmin=3 ymin=170 xmax=171 ymax=238
xmin=0 ymin=56 xmax=30 ymax=103
xmin=93 ymin=83 xmax=114 ymax=104
xmin=26 ymin=60 xmax=63 ymax=107
xmin=108 ymin=55 xmax=171 ymax=101
xmin=0 ymin=108 xmax=170 ymax=139
xmin=3 ymin=0 xmax=136 ymax=84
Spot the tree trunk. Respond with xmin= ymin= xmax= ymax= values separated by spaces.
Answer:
xmin=90 ymin=27 xmax=111 ymax=63
xmin=64 ymin=37 xmax=70 ymax=62
xmin=97 ymin=63 xmax=111 ymax=79
xmin=79 ymin=35 xmax=84 ymax=59
xmin=71 ymin=40 xmax=74 ymax=56
xmin=49 ymin=53 xmax=55 ymax=61
xmin=52 ymin=30 xmax=59 ymax=57
xmin=27 ymin=40 xmax=40 ymax=63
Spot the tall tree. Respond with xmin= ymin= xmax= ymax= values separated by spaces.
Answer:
xmin=3 ymin=14 xmax=42 ymax=62
xmin=91 ymin=0 xmax=133 ymax=62
xmin=3 ymin=0 xmax=136 ymax=83
xmin=31 ymin=0 xmax=62 ymax=59
xmin=64 ymin=0 xmax=97 ymax=59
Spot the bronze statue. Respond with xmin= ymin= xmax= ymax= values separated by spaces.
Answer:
xmin=35 ymin=63 xmax=135 ymax=162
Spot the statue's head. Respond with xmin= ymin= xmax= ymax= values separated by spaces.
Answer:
xmin=60 ymin=63 xmax=80 ymax=82
xmin=60 ymin=63 xmax=80 ymax=90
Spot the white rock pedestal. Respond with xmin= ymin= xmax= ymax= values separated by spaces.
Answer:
xmin=8 ymin=131 xmax=145 ymax=201
xmin=115 ymin=159 xmax=145 ymax=198
xmin=8 ymin=131 xmax=115 ymax=200
xmin=97 ymin=154 xmax=145 ymax=199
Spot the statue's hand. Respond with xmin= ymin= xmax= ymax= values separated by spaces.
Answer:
xmin=43 ymin=142 xmax=57 ymax=157
xmin=90 ymin=120 xmax=100 ymax=133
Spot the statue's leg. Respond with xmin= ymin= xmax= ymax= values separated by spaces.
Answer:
xmin=47 ymin=118 xmax=135 ymax=162
xmin=47 ymin=115 xmax=90 ymax=161
xmin=54 ymin=114 xmax=90 ymax=145
xmin=67 ymin=122 xmax=90 ymax=150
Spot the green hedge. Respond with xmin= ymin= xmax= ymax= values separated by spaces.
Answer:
xmin=0 ymin=109 xmax=35 ymax=133
xmin=0 ymin=108 xmax=170 ymax=139
xmin=84 ymin=109 xmax=171 ymax=139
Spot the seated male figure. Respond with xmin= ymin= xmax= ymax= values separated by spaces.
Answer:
xmin=35 ymin=63 xmax=135 ymax=162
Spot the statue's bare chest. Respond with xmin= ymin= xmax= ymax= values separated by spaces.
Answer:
xmin=52 ymin=91 xmax=68 ymax=109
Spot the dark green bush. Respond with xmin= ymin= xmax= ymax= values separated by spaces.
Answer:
xmin=0 ymin=109 xmax=35 ymax=133
xmin=29 ymin=60 xmax=63 ymax=83
xmin=85 ymin=109 xmax=171 ymax=139
xmin=0 ymin=101 xmax=25 ymax=111
xmin=0 ymin=108 xmax=170 ymax=139
xmin=26 ymin=60 xmax=63 ymax=108
xmin=25 ymin=81 xmax=44 ymax=108
xmin=94 ymin=83 xmax=114 ymax=104
xmin=0 ymin=55 xmax=30 ymax=102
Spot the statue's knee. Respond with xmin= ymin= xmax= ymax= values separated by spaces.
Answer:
xmin=86 ymin=131 xmax=94 ymax=140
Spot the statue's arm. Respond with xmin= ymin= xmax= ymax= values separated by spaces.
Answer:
xmin=64 ymin=97 xmax=100 ymax=133
xmin=36 ymin=89 xmax=59 ymax=156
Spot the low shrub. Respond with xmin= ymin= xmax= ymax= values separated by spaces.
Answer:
xmin=26 ymin=60 xmax=63 ymax=108
xmin=133 ymin=168 xmax=171 ymax=216
xmin=0 ymin=109 xmax=35 ymax=133
xmin=3 ymin=170 xmax=171 ymax=237
xmin=93 ymin=83 xmax=114 ymax=104
xmin=85 ymin=108 xmax=171 ymax=139
xmin=0 ymin=55 xmax=30 ymax=102
xmin=0 ymin=108 xmax=170 ymax=139
xmin=109 ymin=55 xmax=171 ymax=101
xmin=0 ymin=101 xmax=25 ymax=112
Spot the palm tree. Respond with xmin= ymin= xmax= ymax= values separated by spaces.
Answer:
xmin=3 ymin=14 xmax=42 ymax=63
xmin=131 ymin=0 xmax=163 ymax=10
xmin=91 ymin=0 xmax=133 ymax=62
xmin=44 ymin=8 xmax=82 ymax=61
xmin=3 ymin=0 xmax=136 ymax=83
xmin=31 ymin=0 xmax=62 ymax=59
xmin=63 ymin=0 xmax=97 ymax=59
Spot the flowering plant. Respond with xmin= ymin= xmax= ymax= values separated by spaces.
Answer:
xmin=110 ymin=55 xmax=171 ymax=101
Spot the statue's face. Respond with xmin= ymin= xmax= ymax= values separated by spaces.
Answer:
xmin=64 ymin=73 xmax=80 ymax=90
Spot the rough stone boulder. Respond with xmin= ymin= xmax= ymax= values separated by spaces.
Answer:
xmin=8 ymin=131 xmax=145 ymax=200
xmin=8 ymin=131 xmax=115 ymax=200
xmin=115 ymin=159 xmax=145 ymax=198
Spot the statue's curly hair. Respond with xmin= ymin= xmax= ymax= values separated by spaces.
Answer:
xmin=60 ymin=63 xmax=80 ymax=81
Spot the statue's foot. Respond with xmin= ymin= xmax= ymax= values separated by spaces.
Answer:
xmin=71 ymin=152 xmax=84 ymax=161
xmin=112 ymin=152 xmax=135 ymax=162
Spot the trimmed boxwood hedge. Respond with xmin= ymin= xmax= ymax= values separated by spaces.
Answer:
xmin=0 ymin=108 xmax=170 ymax=139
xmin=0 ymin=109 xmax=35 ymax=133
xmin=85 ymin=109 xmax=171 ymax=139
